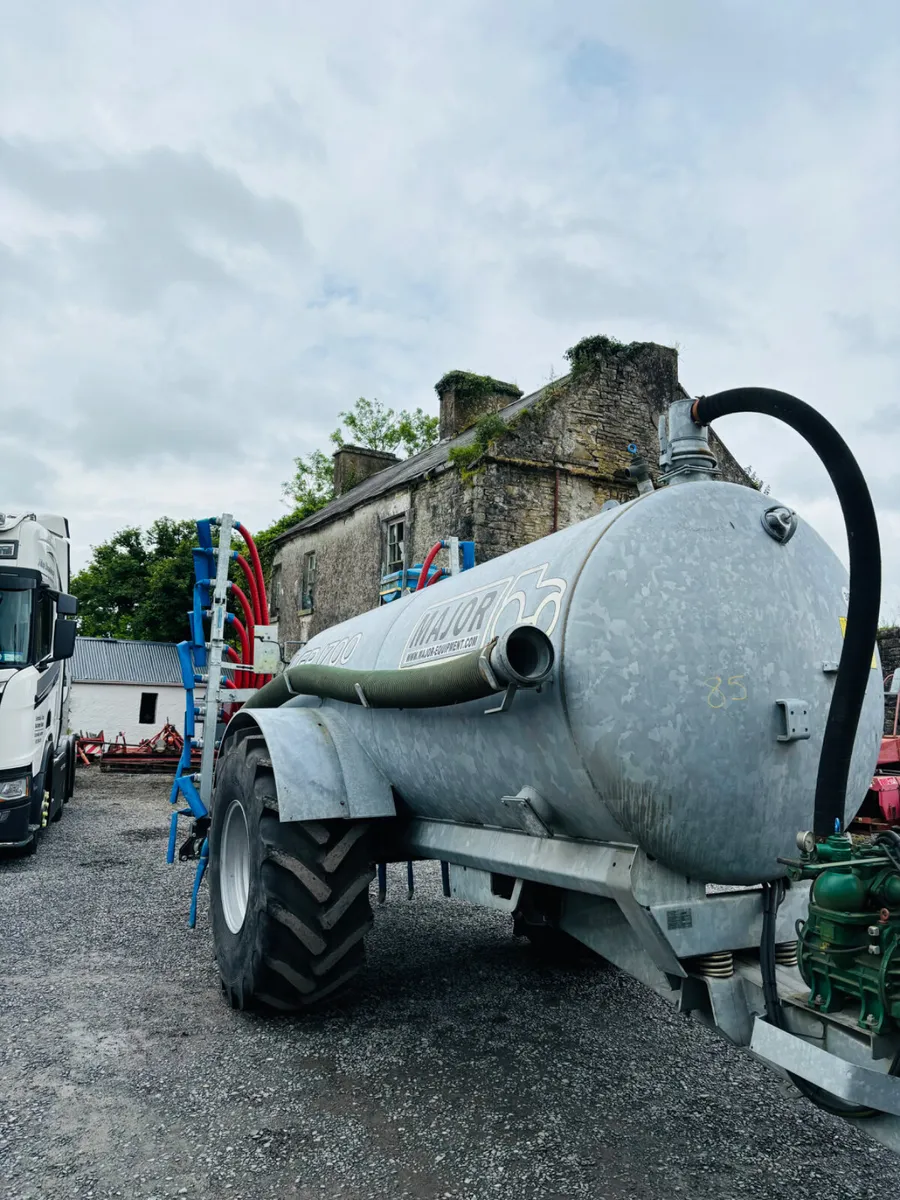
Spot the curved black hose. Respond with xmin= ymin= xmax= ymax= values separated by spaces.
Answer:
xmin=693 ymin=388 xmax=881 ymax=837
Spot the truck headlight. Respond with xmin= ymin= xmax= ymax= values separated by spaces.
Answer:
xmin=0 ymin=776 xmax=30 ymax=801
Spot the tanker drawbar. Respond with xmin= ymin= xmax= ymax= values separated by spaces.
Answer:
xmin=182 ymin=390 xmax=900 ymax=1155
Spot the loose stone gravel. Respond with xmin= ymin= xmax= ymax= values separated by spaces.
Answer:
xmin=3 ymin=771 xmax=900 ymax=1199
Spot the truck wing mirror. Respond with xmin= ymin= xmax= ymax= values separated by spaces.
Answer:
xmin=53 ymin=618 xmax=77 ymax=661
xmin=56 ymin=593 xmax=78 ymax=615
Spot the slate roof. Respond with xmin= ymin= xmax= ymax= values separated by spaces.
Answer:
xmin=72 ymin=637 xmax=182 ymax=685
xmin=271 ymin=381 xmax=553 ymax=544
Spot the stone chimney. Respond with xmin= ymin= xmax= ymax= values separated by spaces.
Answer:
xmin=332 ymin=445 xmax=399 ymax=497
xmin=436 ymin=371 xmax=523 ymax=440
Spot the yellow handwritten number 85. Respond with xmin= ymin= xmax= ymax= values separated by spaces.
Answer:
xmin=704 ymin=676 xmax=747 ymax=709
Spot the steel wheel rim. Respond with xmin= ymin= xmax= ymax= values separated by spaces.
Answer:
xmin=220 ymin=799 xmax=251 ymax=933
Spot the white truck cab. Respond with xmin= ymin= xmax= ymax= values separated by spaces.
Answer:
xmin=0 ymin=512 xmax=78 ymax=854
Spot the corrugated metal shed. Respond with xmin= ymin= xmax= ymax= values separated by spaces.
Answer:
xmin=271 ymin=380 xmax=553 ymax=543
xmin=72 ymin=637 xmax=182 ymax=685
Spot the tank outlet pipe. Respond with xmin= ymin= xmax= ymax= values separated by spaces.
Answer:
xmin=243 ymin=623 xmax=554 ymax=711
xmin=691 ymin=387 xmax=881 ymax=838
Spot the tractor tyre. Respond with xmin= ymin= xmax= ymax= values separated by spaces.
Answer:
xmin=209 ymin=727 xmax=375 ymax=1012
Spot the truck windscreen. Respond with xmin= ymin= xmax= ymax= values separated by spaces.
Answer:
xmin=0 ymin=589 xmax=32 ymax=664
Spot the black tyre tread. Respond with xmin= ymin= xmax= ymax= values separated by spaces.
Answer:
xmin=210 ymin=733 xmax=374 ymax=1013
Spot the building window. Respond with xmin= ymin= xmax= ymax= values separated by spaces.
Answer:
xmin=270 ymin=564 xmax=282 ymax=616
xmin=386 ymin=518 xmax=405 ymax=575
xmin=301 ymin=551 xmax=317 ymax=612
xmin=139 ymin=693 xmax=158 ymax=725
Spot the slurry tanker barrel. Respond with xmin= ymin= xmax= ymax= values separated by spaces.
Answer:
xmin=268 ymin=476 xmax=882 ymax=885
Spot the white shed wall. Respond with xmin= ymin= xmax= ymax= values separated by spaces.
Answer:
xmin=69 ymin=682 xmax=183 ymax=742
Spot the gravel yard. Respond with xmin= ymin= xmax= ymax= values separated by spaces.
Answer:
xmin=3 ymin=771 xmax=900 ymax=1200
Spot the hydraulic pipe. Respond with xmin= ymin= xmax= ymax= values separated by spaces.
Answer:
xmin=235 ymin=554 xmax=262 ymax=625
xmin=243 ymin=624 xmax=554 ymax=711
xmin=235 ymin=523 xmax=271 ymax=685
xmin=235 ymin=522 xmax=269 ymax=622
xmin=229 ymin=615 xmax=251 ymax=672
xmin=416 ymin=541 xmax=444 ymax=591
xmin=230 ymin=583 xmax=257 ymax=688
xmin=224 ymin=644 xmax=253 ymax=686
xmin=692 ymin=387 xmax=881 ymax=837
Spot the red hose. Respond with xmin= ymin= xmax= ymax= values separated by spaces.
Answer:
xmin=426 ymin=568 xmax=445 ymax=587
xmin=223 ymin=644 xmax=249 ymax=688
xmin=230 ymin=584 xmax=257 ymax=688
xmin=235 ymin=522 xmax=271 ymax=685
xmin=235 ymin=522 xmax=269 ymax=621
xmin=230 ymin=616 xmax=251 ymax=674
xmin=416 ymin=542 xmax=444 ymax=591
xmin=236 ymin=554 xmax=263 ymax=624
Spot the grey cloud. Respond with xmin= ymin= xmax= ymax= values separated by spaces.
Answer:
xmin=565 ymin=39 xmax=631 ymax=96
xmin=233 ymin=88 xmax=327 ymax=164
xmin=66 ymin=372 xmax=262 ymax=467
xmin=859 ymin=402 xmax=900 ymax=434
xmin=830 ymin=312 xmax=900 ymax=358
xmin=0 ymin=439 xmax=60 ymax=504
xmin=514 ymin=252 xmax=729 ymax=332
xmin=4 ymin=371 xmax=262 ymax=469
xmin=0 ymin=140 xmax=308 ymax=310
xmin=0 ymin=243 xmax=39 ymax=292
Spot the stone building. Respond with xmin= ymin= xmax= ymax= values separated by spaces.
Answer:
xmin=269 ymin=335 xmax=751 ymax=651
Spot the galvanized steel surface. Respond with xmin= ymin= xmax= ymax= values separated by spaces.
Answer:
xmin=287 ymin=480 xmax=882 ymax=885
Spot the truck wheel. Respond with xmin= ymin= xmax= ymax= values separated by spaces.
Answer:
xmin=209 ymin=728 xmax=375 ymax=1012
xmin=64 ymin=737 xmax=76 ymax=802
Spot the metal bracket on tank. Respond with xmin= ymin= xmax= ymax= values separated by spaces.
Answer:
xmin=500 ymin=787 xmax=554 ymax=837
xmin=775 ymin=698 xmax=811 ymax=742
xmin=485 ymin=684 xmax=517 ymax=715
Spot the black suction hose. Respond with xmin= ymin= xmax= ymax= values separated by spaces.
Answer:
xmin=695 ymin=387 xmax=883 ymax=1118
xmin=693 ymin=388 xmax=881 ymax=838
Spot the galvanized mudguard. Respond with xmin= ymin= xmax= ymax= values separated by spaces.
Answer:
xmin=223 ymin=707 xmax=395 ymax=822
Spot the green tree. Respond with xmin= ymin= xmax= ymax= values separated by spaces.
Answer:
xmin=277 ymin=396 xmax=439 ymax=530
xmin=282 ymin=448 xmax=335 ymax=514
xmin=71 ymin=518 xmax=198 ymax=643
xmin=744 ymin=465 xmax=771 ymax=495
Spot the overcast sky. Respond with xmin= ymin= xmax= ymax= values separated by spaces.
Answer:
xmin=2 ymin=2 xmax=898 ymax=613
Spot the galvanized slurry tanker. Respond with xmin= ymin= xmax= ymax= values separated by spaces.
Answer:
xmin=206 ymin=388 xmax=900 ymax=1145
